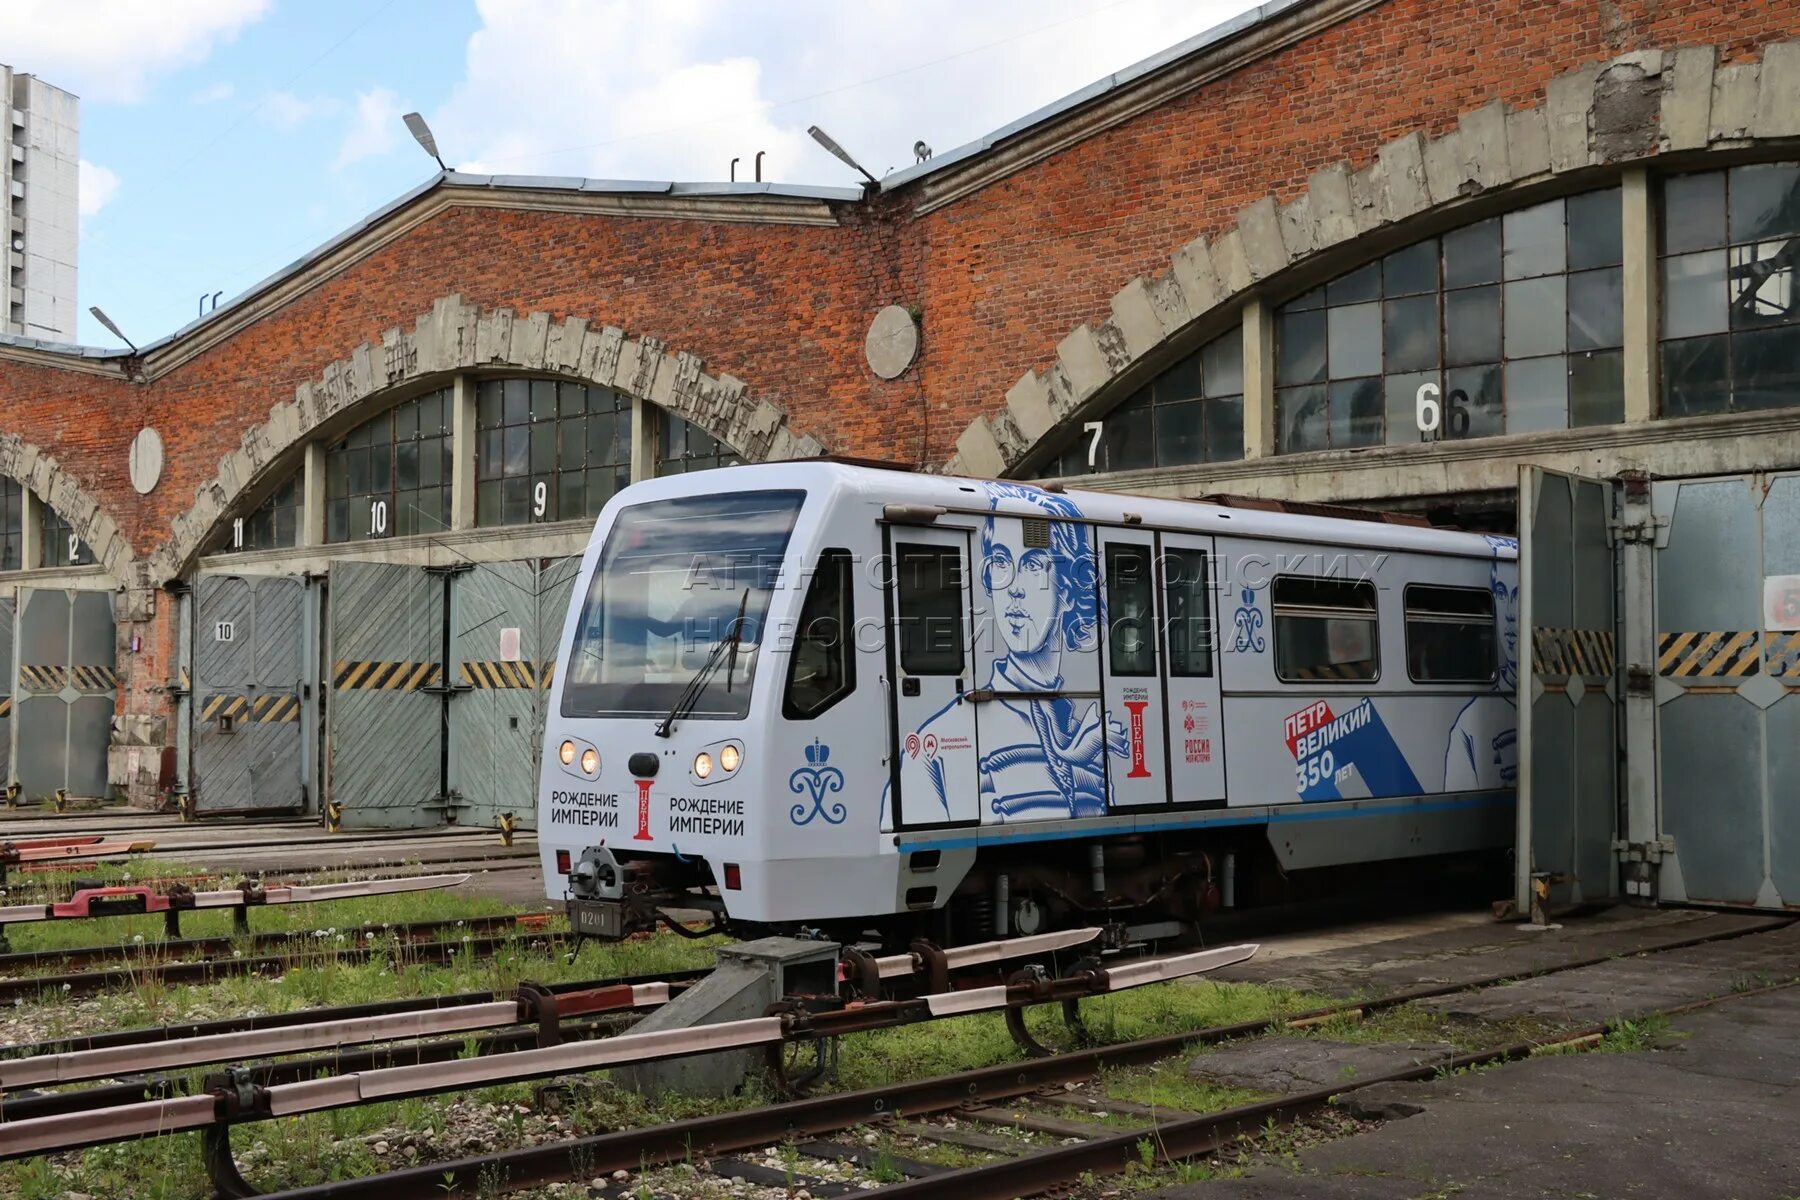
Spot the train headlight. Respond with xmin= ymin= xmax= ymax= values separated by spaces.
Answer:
xmin=720 ymin=744 xmax=741 ymax=774
xmin=559 ymin=740 xmax=577 ymax=766
xmin=580 ymin=748 xmax=599 ymax=775
xmin=693 ymin=751 xmax=713 ymax=780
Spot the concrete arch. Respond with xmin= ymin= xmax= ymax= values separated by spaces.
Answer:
xmin=0 ymin=432 xmax=136 ymax=581
xmin=951 ymin=40 xmax=1800 ymax=477
xmin=155 ymin=293 xmax=826 ymax=581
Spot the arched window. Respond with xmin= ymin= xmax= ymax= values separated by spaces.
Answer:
xmin=0 ymin=479 xmax=21 ymax=571
xmin=210 ymin=474 xmax=300 ymax=554
xmin=1660 ymin=162 xmax=1800 ymax=416
xmin=1276 ymin=188 xmax=1624 ymax=452
xmin=657 ymin=412 xmax=742 ymax=475
xmin=42 ymin=505 xmax=91 ymax=567
xmin=475 ymin=378 xmax=631 ymax=525
xmin=325 ymin=388 xmax=453 ymax=542
xmin=1026 ymin=330 xmax=1244 ymax=478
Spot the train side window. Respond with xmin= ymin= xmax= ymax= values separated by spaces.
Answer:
xmin=1163 ymin=547 xmax=1214 ymax=677
xmin=1404 ymin=584 xmax=1496 ymax=683
xmin=1104 ymin=544 xmax=1157 ymax=676
xmin=1273 ymin=575 xmax=1379 ymax=682
xmin=784 ymin=549 xmax=856 ymax=718
xmin=894 ymin=542 xmax=966 ymax=675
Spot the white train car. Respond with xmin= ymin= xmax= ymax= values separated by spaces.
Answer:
xmin=539 ymin=461 xmax=1517 ymax=945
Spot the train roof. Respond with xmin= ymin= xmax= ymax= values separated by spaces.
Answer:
xmin=641 ymin=461 xmax=1517 ymax=562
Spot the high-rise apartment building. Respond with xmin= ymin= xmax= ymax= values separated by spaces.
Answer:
xmin=1 ymin=65 xmax=78 ymax=343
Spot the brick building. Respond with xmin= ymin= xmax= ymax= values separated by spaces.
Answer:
xmin=1 ymin=0 xmax=1797 ymax=828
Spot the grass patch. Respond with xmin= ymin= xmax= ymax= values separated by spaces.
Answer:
xmin=1099 ymin=1058 xmax=1267 ymax=1115
xmin=835 ymin=977 xmax=1336 ymax=1089
xmin=1278 ymin=1001 xmax=1565 ymax=1053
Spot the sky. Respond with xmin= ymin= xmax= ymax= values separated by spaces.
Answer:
xmin=5 ymin=0 xmax=1260 ymax=347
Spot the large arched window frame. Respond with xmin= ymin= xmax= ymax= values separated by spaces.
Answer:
xmin=195 ymin=372 xmax=748 ymax=562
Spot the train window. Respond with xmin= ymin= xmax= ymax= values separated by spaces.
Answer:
xmin=1272 ymin=576 xmax=1379 ymax=682
xmin=1162 ymin=547 xmax=1213 ymax=677
xmin=784 ymin=549 xmax=855 ymax=718
xmin=894 ymin=542 xmax=965 ymax=676
xmin=1404 ymin=585 xmax=1496 ymax=683
xmin=1104 ymin=544 xmax=1157 ymax=676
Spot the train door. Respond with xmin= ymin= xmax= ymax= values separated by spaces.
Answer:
xmin=1097 ymin=528 xmax=1165 ymax=807
xmin=886 ymin=526 xmax=980 ymax=826
xmin=1159 ymin=533 xmax=1227 ymax=806
xmin=966 ymin=507 xmax=1105 ymax=822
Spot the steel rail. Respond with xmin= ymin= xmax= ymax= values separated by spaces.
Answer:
xmin=0 ymin=912 xmax=545 ymax=978
xmin=0 ymin=873 xmax=471 ymax=927
xmin=0 ymin=944 xmax=1259 ymax=1160
xmin=235 ymin=915 xmax=1794 ymax=1200
xmin=0 ymin=928 xmax=561 ymax=1005
xmin=863 ymin=975 xmax=1800 ymax=1200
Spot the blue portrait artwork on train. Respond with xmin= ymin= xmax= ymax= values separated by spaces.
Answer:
xmin=975 ymin=483 xmax=1124 ymax=820
xmin=883 ymin=483 xmax=1124 ymax=825
xmin=1443 ymin=535 xmax=1520 ymax=791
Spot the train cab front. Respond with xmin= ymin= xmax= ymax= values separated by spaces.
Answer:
xmin=537 ymin=483 xmax=809 ymax=940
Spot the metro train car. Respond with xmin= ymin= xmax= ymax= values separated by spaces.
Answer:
xmin=539 ymin=461 xmax=1518 ymax=947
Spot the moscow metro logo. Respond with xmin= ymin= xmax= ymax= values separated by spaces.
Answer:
xmin=633 ymin=778 xmax=654 ymax=841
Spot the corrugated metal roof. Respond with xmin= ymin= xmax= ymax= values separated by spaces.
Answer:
xmin=880 ymin=0 xmax=1303 ymax=190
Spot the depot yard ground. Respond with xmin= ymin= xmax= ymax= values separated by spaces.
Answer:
xmin=2 ymin=860 xmax=1795 ymax=1200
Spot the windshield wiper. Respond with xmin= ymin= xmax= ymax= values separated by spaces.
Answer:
xmin=654 ymin=589 xmax=749 ymax=738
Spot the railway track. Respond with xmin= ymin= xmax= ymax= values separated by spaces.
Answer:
xmin=233 ymin=915 xmax=1792 ymax=1200
xmin=0 ymin=911 xmax=557 ymax=1000
xmin=0 ymin=924 xmax=564 ymax=1004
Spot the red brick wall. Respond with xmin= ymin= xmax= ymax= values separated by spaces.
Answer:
xmin=1 ymin=0 xmax=1795 ymax=565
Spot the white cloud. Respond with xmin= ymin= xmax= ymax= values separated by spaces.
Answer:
xmin=333 ymin=87 xmax=405 ymax=171
xmin=428 ymin=0 xmax=1260 ymax=186
xmin=3 ymin=0 xmax=269 ymax=103
xmin=191 ymin=81 xmax=235 ymax=105
xmin=78 ymin=159 xmax=119 ymax=217
xmin=259 ymin=89 xmax=340 ymax=129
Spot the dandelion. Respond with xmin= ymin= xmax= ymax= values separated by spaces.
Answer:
xmin=132 ymin=934 xmax=144 ymax=944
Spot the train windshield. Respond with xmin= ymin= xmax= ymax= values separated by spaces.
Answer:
xmin=561 ymin=489 xmax=805 ymax=720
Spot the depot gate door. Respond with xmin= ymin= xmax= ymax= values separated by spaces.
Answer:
xmin=1650 ymin=473 xmax=1800 ymax=909
xmin=326 ymin=562 xmax=448 ymax=829
xmin=10 ymin=589 xmax=115 ymax=801
xmin=447 ymin=557 xmax=579 ymax=831
xmin=0 ymin=596 xmax=12 ymax=787
xmin=1516 ymin=466 xmax=1620 ymax=916
xmin=190 ymin=574 xmax=312 ymax=814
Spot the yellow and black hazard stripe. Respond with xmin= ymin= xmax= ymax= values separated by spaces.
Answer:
xmin=200 ymin=693 xmax=249 ymax=722
xmin=0 ymin=697 xmax=11 ymax=719
xmin=1531 ymin=628 xmax=1616 ymax=678
xmin=1763 ymin=631 xmax=1800 ymax=677
xmin=69 ymin=665 xmax=117 ymax=692
xmin=15 ymin=664 xmax=67 ymax=691
xmin=250 ymin=693 xmax=302 ymax=723
xmin=1658 ymin=630 xmax=1760 ymax=678
xmin=332 ymin=660 xmax=444 ymax=691
xmin=460 ymin=660 xmax=556 ymax=689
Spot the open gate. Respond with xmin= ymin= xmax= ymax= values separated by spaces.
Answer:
xmin=0 ymin=596 xmax=11 ymax=786
xmin=447 ymin=557 xmax=578 ymax=831
xmin=11 ymin=589 xmax=115 ymax=801
xmin=1516 ymin=466 xmax=1620 ymax=917
xmin=189 ymin=574 xmax=311 ymax=814
xmin=326 ymin=562 xmax=447 ymax=829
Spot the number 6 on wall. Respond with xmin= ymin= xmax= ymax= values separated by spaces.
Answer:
xmin=1415 ymin=381 xmax=1441 ymax=436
